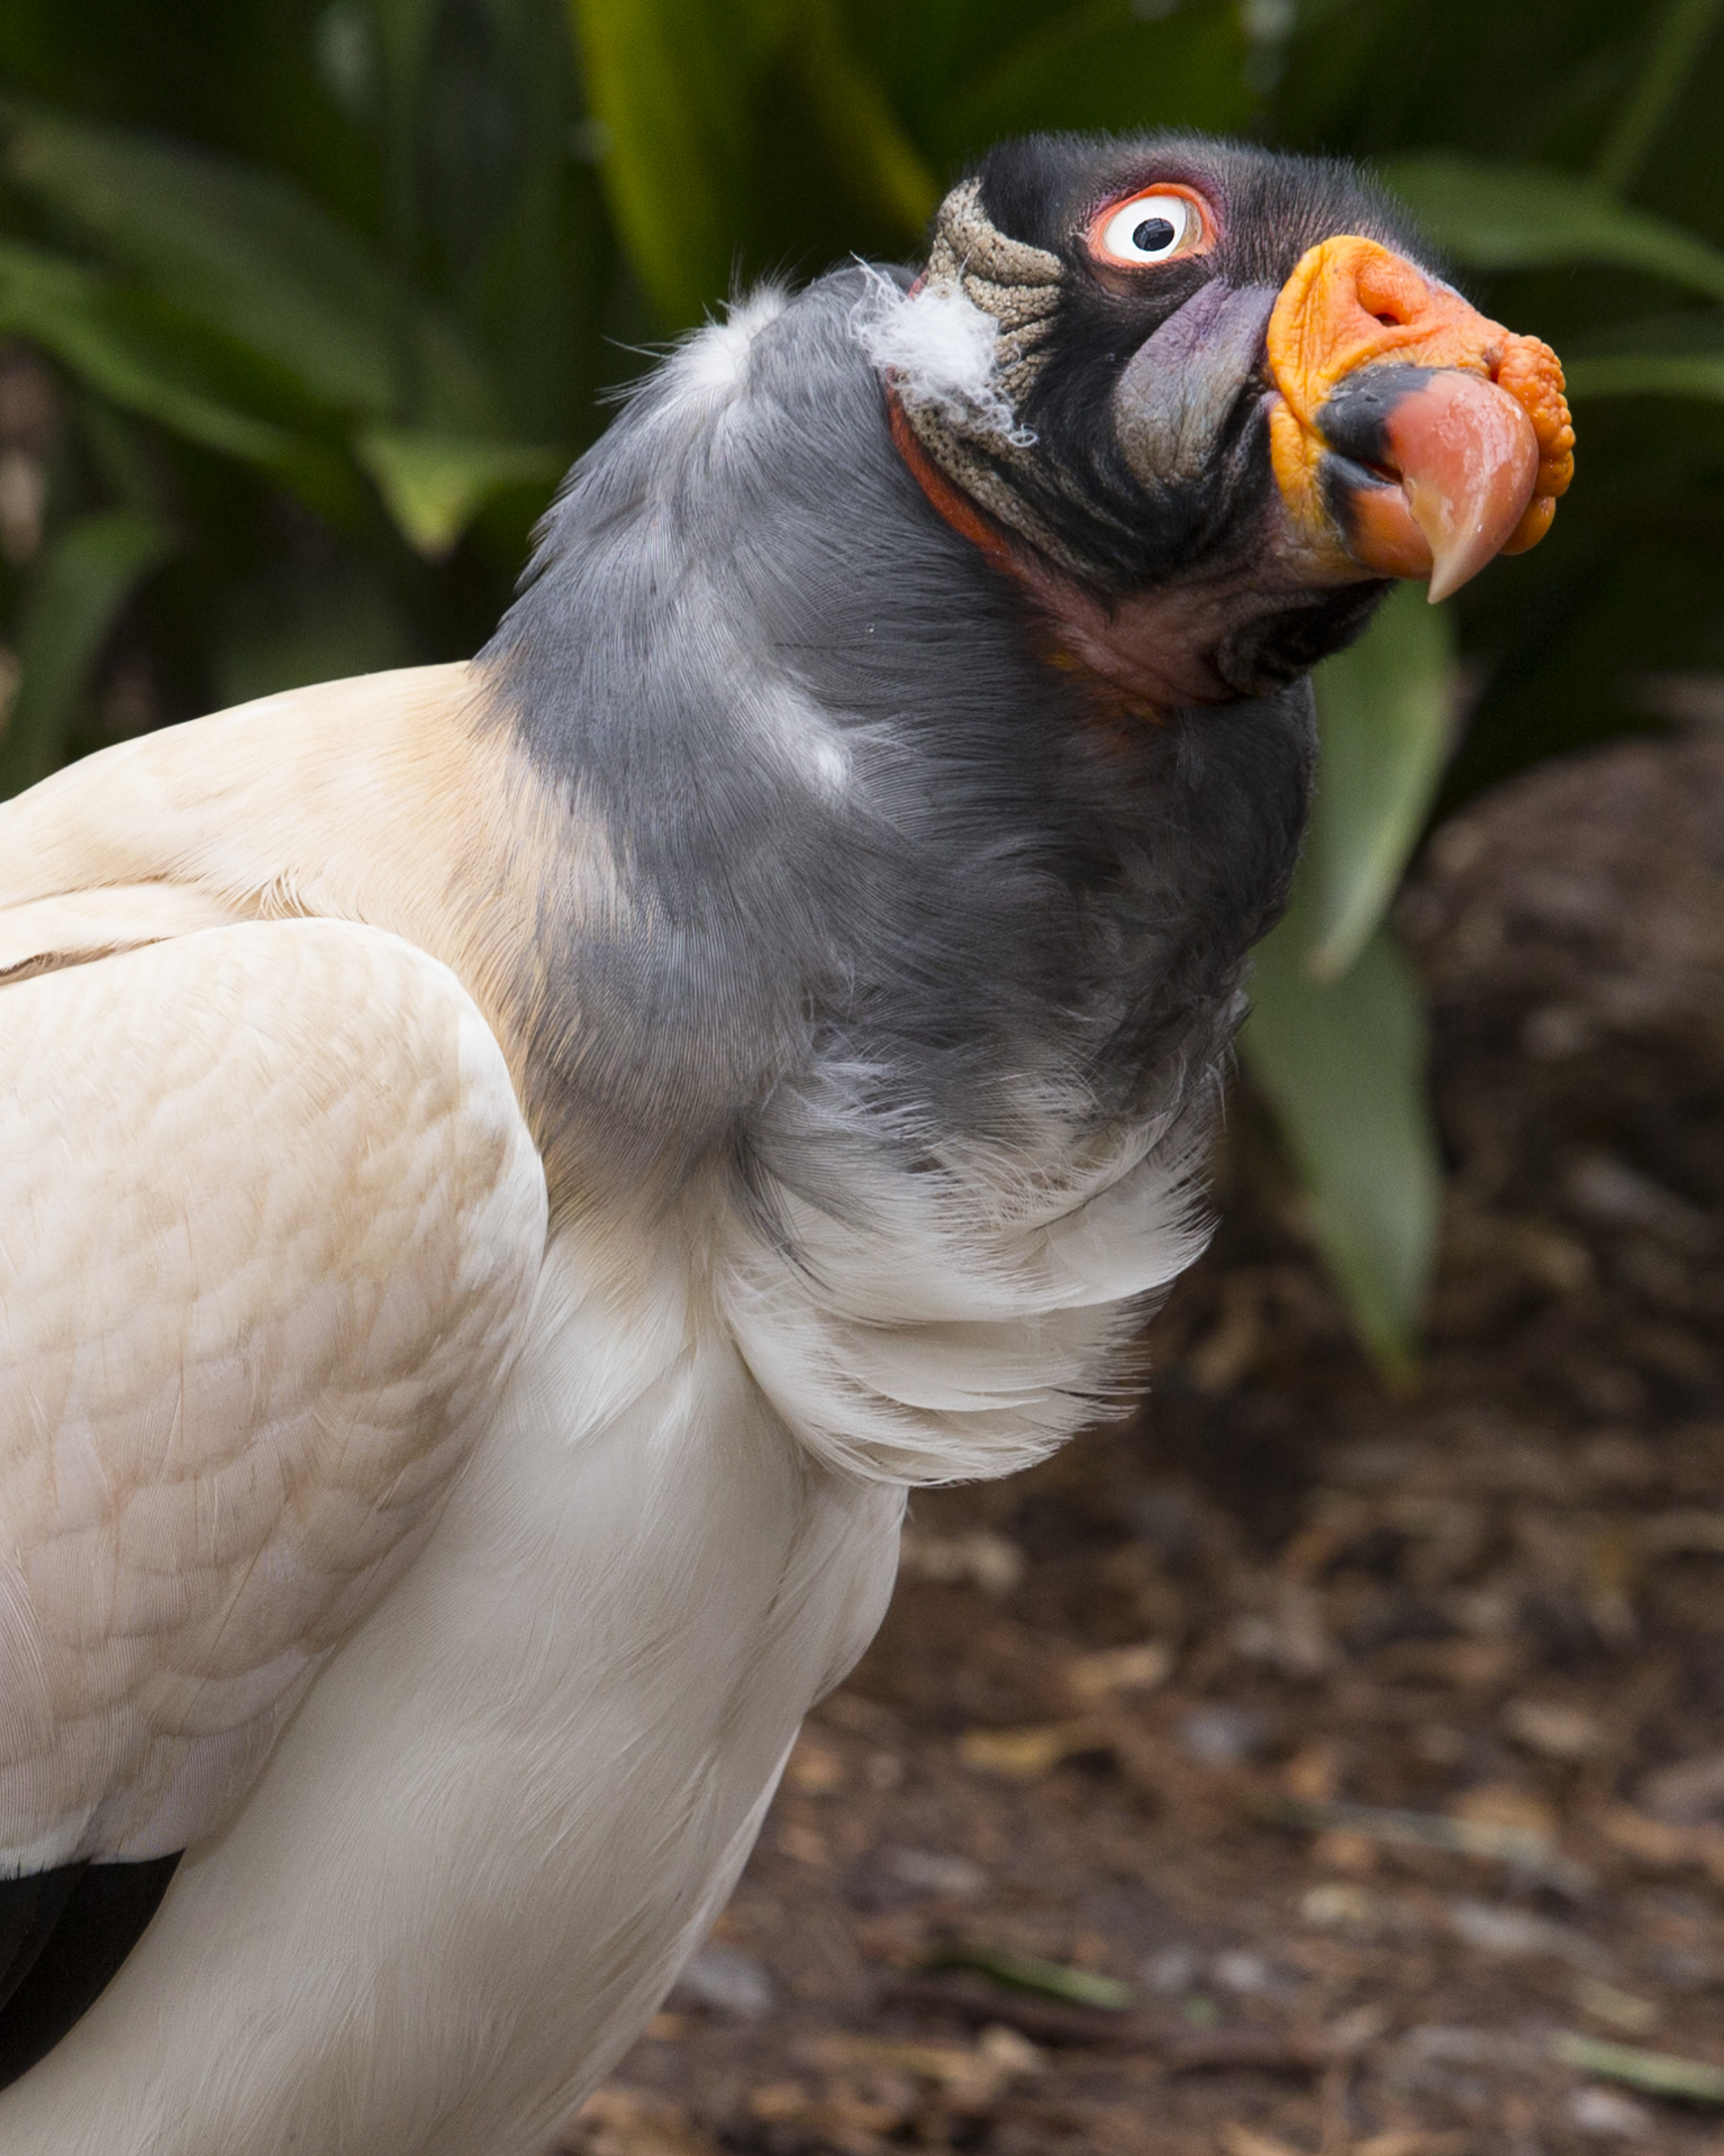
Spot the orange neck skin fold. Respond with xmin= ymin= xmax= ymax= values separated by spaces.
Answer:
xmin=885 ymin=388 xmax=1024 ymax=577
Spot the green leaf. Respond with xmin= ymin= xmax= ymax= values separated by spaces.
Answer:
xmin=1566 ymin=351 xmax=1724 ymax=400
xmin=0 ymin=240 xmax=365 ymax=524
xmin=938 ymin=0 xmax=1252 ymax=156
xmin=1304 ymin=584 xmax=1458 ymax=981
xmin=0 ymin=241 xmax=298 ymax=465
xmin=0 ymin=97 xmax=397 ymax=413
xmin=1567 ymin=305 xmax=1724 ymax=356
xmin=0 ymin=508 xmax=172 ymax=800
xmin=371 ymin=0 xmax=441 ymax=104
xmin=76 ymin=394 xmax=171 ymax=520
xmin=570 ymin=0 xmax=790 ymax=325
xmin=0 ymin=97 xmax=499 ymax=429
xmin=928 ymin=1945 xmax=1134 ymax=2011
xmin=1550 ymin=2032 xmax=1724 ymax=2104
xmin=1242 ymin=902 xmax=1440 ymax=1378
xmin=355 ymin=429 xmax=563 ymax=557
xmin=796 ymin=1 xmax=939 ymax=241
xmin=1563 ymin=301 xmax=1724 ymax=401
xmin=212 ymin=556 xmax=420 ymax=708
xmin=1382 ymin=154 xmax=1724 ymax=301
xmin=1591 ymin=0 xmax=1724 ymax=198
xmin=1268 ymin=0 xmax=1404 ymax=148
xmin=570 ymin=0 xmax=927 ymax=326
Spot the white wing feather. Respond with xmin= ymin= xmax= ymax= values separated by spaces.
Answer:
xmin=0 ymin=916 xmax=547 ymax=1869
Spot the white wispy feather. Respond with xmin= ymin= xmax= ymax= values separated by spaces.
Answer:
xmin=852 ymin=267 xmax=1034 ymax=445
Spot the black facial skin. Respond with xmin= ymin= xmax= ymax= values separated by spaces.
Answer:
xmin=968 ymin=132 xmax=1446 ymax=690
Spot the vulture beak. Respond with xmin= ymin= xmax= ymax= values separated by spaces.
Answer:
xmin=1266 ymin=236 xmax=1575 ymax=602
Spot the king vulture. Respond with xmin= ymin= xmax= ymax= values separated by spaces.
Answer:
xmin=0 ymin=132 xmax=1570 ymax=2155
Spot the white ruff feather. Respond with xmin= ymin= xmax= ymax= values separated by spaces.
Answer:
xmin=723 ymin=1083 xmax=1214 ymax=1485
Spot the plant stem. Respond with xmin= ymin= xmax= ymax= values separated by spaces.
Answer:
xmin=1593 ymin=0 xmax=1724 ymax=198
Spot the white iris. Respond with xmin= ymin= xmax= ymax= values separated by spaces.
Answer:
xmin=1102 ymin=193 xmax=1193 ymax=264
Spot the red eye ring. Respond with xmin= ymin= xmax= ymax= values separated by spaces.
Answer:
xmin=1087 ymin=183 xmax=1215 ymax=270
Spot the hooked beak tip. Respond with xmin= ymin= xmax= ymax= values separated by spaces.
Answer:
xmin=1389 ymin=371 xmax=1541 ymax=604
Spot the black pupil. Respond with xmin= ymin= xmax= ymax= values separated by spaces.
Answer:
xmin=1132 ymin=216 xmax=1177 ymax=254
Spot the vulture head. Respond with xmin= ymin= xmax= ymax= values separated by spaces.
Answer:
xmin=869 ymin=132 xmax=1573 ymax=707
xmin=490 ymin=129 xmax=1573 ymax=1210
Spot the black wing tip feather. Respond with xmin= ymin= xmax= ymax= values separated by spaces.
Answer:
xmin=0 ymin=1854 xmax=181 ymax=2090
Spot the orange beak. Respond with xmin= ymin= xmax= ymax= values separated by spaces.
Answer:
xmin=1267 ymin=236 xmax=1574 ymax=602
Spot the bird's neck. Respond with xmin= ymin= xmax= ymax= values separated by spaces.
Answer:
xmin=480 ymin=271 xmax=1314 ymax=1199
xmin=885 ymin=381 xmax=1288 ymax=718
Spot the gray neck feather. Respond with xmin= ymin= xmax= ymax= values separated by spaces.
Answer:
xmin=478 ymin=270 xmax=1314 ymax=1205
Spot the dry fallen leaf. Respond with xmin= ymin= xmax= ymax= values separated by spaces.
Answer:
xmin=807 ymin=2024 xmax=1042 ymax=2104
xmin=1574 ymin=1976 xmax=1661 ymax=2035
xmin=1218 ymin=2125 xmax=1301 ymax=2156
xmin=1065 ymin=1638 xmax=1174 ymax=1702
xmin=1638 ymin=1510 xmax=1724 ymax=1557
xmin=1451 ymin=1782 xmax=1558 ymax=1839
xmin=1282 ymin=1739 xmax=1343 ymax=1805
xmin=1353 ymin=2133 xmax=1468 ymax=2156
xmin=956 ymin=1719 xmax=1109 ymax=1779
xmin=566 ymin=2085 xmax=724 ymax=2156
xmin=1638 ymin=1746 xmax=1724 ymax=1825
xmin=1300 ymin=1881 xmax=1381 ymax=1930
xmin=1598 ymin=1805 xmax=1690 ymax=1866
xmin=1373 ymin=1636 xmax=1524 ymax=1690
xmin=1502 ymin=1697 xmax=1604 ymax=1760
xmin=1599 ymin=1805 xmax=1724 ymax=1886
xmin=776 ymin=1820 xmax=831 ymax=1866
xmin=746 ymin=2078 xmax=902 ymax=2156
xmin=745 ymin=2081 xmax=812 ymax=2124
xmin=899 ymin=1527 xmax=1026 ymax=1595
xmin=1308 ymin=1831 xmax=1380 ymax=1876
xmin=783 ymin=1733 xmax=847 ymax=1795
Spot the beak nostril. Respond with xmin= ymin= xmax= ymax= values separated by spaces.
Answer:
xmin=1353 ymin=264 xmax=1424 ymax=327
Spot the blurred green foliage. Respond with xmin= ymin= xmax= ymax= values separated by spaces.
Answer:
xmin=2 ymin=0 xmax=1722 ymax=1363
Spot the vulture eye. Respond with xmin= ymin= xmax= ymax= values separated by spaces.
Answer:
xmin=1090 ymin=187 xmax=1211 ymax=270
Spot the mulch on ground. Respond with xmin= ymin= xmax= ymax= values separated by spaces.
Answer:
xmin=560 ymin=737 xmax=1724 ymax=2156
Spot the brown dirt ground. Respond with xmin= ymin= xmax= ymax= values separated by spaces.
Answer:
xmin=559 ymin=737 xmax=1724 ymax=2156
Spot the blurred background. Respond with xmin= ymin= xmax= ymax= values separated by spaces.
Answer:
xmin=4 ymin=8 xmax=1724 ymax=2150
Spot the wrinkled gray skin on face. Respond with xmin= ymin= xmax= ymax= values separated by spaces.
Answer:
xmin=1114 ymin=282 xmax=1280 ymax=492
xmin=479 ymin=267 xmax=1314 ymax=1215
